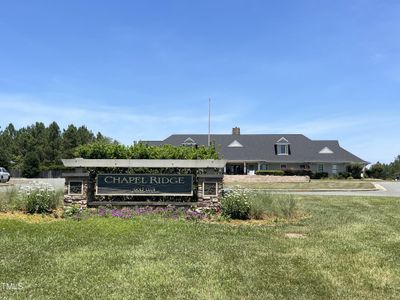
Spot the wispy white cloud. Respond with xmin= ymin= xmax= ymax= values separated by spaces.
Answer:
xmin=0 ymin=93 xmax=234 ymax=143
xmin=1 ymin=93 xmax=398 ymax=163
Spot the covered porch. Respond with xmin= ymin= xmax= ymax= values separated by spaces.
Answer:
xmin=224 ymin=161 xmax=349 ymax=176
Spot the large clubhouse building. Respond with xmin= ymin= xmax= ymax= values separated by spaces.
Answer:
xmin=147 ymin=127 xmax=368 ymax=175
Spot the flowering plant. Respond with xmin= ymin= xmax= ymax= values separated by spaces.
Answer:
xmin=18 ymin=181 xmax=60 ymax=214
xmin=94 ymin=206 xmax=209 ymax=221
xmin=221 ymin=189 xmax=251 ymax=220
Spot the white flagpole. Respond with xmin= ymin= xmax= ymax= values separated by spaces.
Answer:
xmin=208 ymin=98 xmax=211 ymax=147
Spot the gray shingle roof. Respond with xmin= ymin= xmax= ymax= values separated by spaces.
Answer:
xmin=146 ymin=134 xmax=368 ymax=164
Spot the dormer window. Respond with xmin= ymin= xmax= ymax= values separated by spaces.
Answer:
xmin=182 ymin=137 xmax=196 ymax=147
xmin=275 ymin=137 xmax=291 ymax=155
xmin=278 ymin=144 xmax=289 ymax=155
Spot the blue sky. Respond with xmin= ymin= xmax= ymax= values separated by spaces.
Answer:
xmin=0 ymin=0 xmax=399 ymax=163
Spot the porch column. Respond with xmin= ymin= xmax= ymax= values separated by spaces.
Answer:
xmin=244 ymin=162 xmax=247 ymax=174
xmin=257 ymin=162 xmax=261 ymax=171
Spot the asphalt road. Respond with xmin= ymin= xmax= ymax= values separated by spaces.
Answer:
xmin=1 ymin=179 xmax=400 ymax=197
xmin=292 ymin=181 xmax=400 ymax=197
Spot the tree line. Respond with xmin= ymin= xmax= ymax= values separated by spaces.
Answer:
xmin=0 ymin=122 xmax=115 ymax=177
xmin=1 ymin=121 xmax=399 ymax=179
xmin=366 ymin=156 xmax=400 ymax=180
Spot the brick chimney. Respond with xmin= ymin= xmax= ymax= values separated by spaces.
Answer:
xmin=232 ymin=127 xmax=240 ymax=135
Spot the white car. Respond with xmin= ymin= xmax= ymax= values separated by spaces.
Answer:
xmin=0 ymin=167 xmax=11 ymax=183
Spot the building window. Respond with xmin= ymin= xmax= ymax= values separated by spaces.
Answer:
xmin=281 ymin=164 xmax=287 ymax=169
xmin=275 ymin=137 xmax=290 ymax=155
xmin=260 ymin=163 xmax=268 ymax=170
xmin=300 ymin=164 xmax=306 ymax=169
xmin=68 ymin=181 xmax=83 ymax=195
xmin=277 ymin=144 xmax=289 ymax=155
xmin=318 ymin=164 xmax=324 ymax=172
xmin=332 ymin=164 xmax=337 ymax=174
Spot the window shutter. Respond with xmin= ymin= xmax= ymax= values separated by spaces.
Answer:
xmin=274 ymin=144 xmax=278 ymax=155
xmin=288 ymin=145 xmax=291 ymax=155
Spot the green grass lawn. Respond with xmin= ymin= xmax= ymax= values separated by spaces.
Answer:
xmin=1 ymin=195 xmax=400 ymax=299
xmin=224 ymin=179 xmax=376 ymax=190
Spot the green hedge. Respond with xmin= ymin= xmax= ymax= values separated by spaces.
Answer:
xmin=256 ymin=169 xmax=314 ymax=176
xmin=311 ymin=172 xmax=329 ymax=179
xmin=74 ymin=142 xmax=219 ymax=160
xmin=255 ymin=170 xmax=285 ymax=176
xmin=283 ymin=169 xmax=313 ymax=177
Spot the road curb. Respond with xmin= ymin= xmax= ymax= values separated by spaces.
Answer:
xmin=230 ymin=188 xmax=380 ymax=192
xmin=373 ymin=183 xmax=387 ymax=191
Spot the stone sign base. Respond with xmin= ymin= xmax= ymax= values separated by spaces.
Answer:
xmin=63 ymin=171 xmax=224 ymax=210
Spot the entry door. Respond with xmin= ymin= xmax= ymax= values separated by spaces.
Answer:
xmin=228 ymin=164 xmax=243 ymax=175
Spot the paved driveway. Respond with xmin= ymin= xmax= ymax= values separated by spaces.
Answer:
xmin=292 ymin=181 xmax=400 ymax=197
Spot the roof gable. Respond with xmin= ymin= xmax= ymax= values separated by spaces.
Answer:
xmin=182 ymin=137 xmax=196 ymax=145
xmin=228 ymin=140 xmax=243 ymax=148
xmin=276 ymin=137 xmax=289 ymax=144
xmin=319 ymin=147 xmax=334 ymax=154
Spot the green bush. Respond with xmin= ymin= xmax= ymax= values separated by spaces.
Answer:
xmin=312 ymin=172 xmax=329 ymax=179
xmin=347 ymin=164 xmax=363 ymax=179
xmin=365 ymin=162 xmax=388 ymax=179
xmin=338 ymin=172 xmax=352 ymax=179
xmin=64 ymin=204 xmax=82 ymax=218
xmin=75 ymin=142 xmax=219 ymax=160
xmin=255 ymin=170 xmax=285 ymax=176
xmin=283 ymin=169 xmax=313 ymax=176
xmin=19 ymin=182 xmax=62 ymax=214
xmin=221 ymin=190 xmax=251 ymax=220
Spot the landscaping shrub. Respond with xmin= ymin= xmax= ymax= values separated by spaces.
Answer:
xmin=312 ymin=172 xmax=329 ymax=179
xmin=256 ymin=169 xmax=312 ymax=177
xmin=347 ymin=163 xmax=363 ymax=179
xmin=221 ymin=189 xmax=251 ymax=219
xmin=283 ymin=169 xmax=313 ymax=177
xmin=75 ymin=142 xmax=219 ymax=160
xmin=338 ymin=172 xmax=352 ymax=179
xmin=255 ymin=170 xmax=285 ymax=176
xmin=64 ymin=204 xmax=82 ymax=218
xmin=19 ymin=182 xmax=63 ymax=214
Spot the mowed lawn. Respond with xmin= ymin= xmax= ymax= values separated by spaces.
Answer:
xmin=224 ymin=180 xmax=376 ymax=190
xmin=1 ymin=196 xmax=400 ymax=299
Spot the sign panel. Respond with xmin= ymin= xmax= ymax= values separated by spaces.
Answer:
xmin=96 ymin=174 xmax=193 ymax=196
xmin=68 ymin=181 xmax=83 ymax=195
